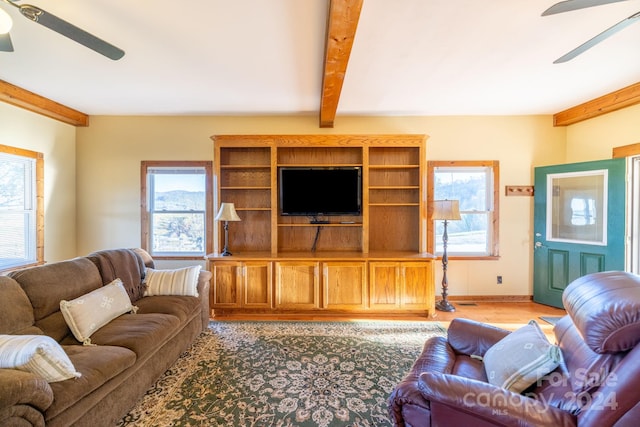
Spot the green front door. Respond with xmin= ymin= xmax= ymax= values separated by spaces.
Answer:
xmin=533 ymin=158 xmax=626 ymax=308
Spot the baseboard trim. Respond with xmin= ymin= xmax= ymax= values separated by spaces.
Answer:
xmin=448 ymin=295 xmax=533 ymax=303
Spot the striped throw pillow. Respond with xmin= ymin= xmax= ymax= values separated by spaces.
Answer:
xmin=0 ymin=334 xmax=81 ymax=382
xmin=144 ymin=266 xmax=201 ymax=297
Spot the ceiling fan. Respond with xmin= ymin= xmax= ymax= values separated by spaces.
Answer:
xmin=543 ymin=0 xmax=640 ymax=63
xmin=0 ymin=0 xmax=124 ymax=60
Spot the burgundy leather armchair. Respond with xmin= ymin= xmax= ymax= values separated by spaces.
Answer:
xmin=388 ymin=271 xmax=640 ymax=426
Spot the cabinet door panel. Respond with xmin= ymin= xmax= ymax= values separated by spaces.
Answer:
xmin=323 ymin=262 xmax=366 ymax=309
xmin=369 ymin=262 xmax=400 ymax=308
xmin=275 ymin=262 xmax=320 ymax=308
xmin=401 ymin=262 xmax=433 ymax=309
xmin=212 ymin=263 xmax=242 ymax=307
xmin=243 ymin=262 xmax=272 ymax=307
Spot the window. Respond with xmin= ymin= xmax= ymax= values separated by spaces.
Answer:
xmin=628 ymin=155 xmax=640 ymax=274
xmin=428 ymin=161 xmax=499 ymax=258
xmin=141 ymin=161 xmax=213 ymax=258
xmin=0 ymin=145 xmax=43 ymax=271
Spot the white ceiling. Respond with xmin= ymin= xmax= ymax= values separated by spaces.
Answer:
xmin=1 ymin=0 xmax=640 ymax=117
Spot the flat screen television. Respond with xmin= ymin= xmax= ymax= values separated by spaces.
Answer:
xmin=279 ymin=167 xmax=362 ymax=216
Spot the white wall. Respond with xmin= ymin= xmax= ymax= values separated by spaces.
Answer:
xmin=0 ymin=103 xmax=77 ymax=262
xmin=566 ymin=103 xmax=640 ymax=162
xmin=6 ymin=99 xmax=636 ymax=296
xmin=76 ymin=114 xmax=566 ymax=296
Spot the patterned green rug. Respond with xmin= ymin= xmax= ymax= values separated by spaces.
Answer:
xmin=118 ymin=320 xmax=446 ymax=427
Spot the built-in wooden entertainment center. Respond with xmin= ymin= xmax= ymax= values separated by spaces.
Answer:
xmin=206 ymin=134 xmax=436 ymax=317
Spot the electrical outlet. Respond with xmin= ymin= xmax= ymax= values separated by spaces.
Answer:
xmin=497 ymin=275 xmax=502 ymax=284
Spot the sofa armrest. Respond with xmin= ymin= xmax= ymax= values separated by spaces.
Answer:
xmin=197 ymin=270 xmax=212 ymax=331
xmin=0 ymin=368 xmax=53 ymax=412
xmin=447 ymin=318 xmax=510 ymax=357
xmin=418 ymin=372 xmax=577 ymax=427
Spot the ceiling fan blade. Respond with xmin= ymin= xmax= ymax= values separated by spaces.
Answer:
xmin=543 ymin=0 xmax=631 ymax=16
xmin=554 ymin=11 xmax=640 ymax=63
xmin=0 ymin=32 xmax=13 ymax=52
xmin=18 ymin=4 xmax=124 ymax=60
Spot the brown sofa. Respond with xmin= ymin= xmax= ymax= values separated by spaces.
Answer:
xmin=0 ymin=248 xmax=212 ymax=427
xmin=388 ymin=271 xmax=640 ymax=426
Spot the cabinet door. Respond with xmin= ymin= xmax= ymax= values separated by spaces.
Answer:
xmin=275 ymin=261 xmax=320 ymax=309
xmin=400 ymin=261 xmax=434 ymax=311
xmin=243 ymin=261 xmax=273 ymax=308
xmin=211 ymin=262 xmax=243 ymax=308
xmin=322 ymin=262 xmax=367 ymax=310
xmin=369 ymin=262 xmax=400 ymax=309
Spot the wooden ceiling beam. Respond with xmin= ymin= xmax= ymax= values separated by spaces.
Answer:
xmin=0 ymin=80 xmax=89 ymax=127
xmin=319 ymin=0 xmax=363 ymax=128
xmin=554 ymin=81 xmax=640 ymax=127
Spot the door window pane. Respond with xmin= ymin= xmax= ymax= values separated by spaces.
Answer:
xmin=547 ymin=170 xmax=606 ymax=245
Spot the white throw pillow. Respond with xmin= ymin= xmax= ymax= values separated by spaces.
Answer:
xmin=483 ymin=320 xmax=562 ymax=393
xmin=143 ymin=266 xmax=201 ymax=297
xmin=0 ymin=334 xmax=81 ymax=382
xmin=60 ymin=278 xmax=135 ymax=345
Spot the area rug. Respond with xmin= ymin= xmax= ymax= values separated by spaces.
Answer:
xmin=118 ymin=320 xmax=446 ymax=427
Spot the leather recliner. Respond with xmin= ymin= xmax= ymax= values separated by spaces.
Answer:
xmin=388 ymin=271 xmax=640 ymax=426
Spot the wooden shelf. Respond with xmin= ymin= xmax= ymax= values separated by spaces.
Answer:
xmin=220 ymin=165 xmax=271 ymax=169
xmin=207 ymin=251 xmax=435 ymax=261
xmin=210 ymin=135 xmax=434 ymax=317
xmin=277 ymin=223 xmax=363 ymax=227
xmin=369 ymin=165 xmax=420 ymax=169
xmin=370 ymin=203 xmax=420 ymax=207
xmin=277 ymin=163 xmax=361 ymax=168
xmin=220 ymin=186 xmax=271 ymax=190
xmin=370 ymin=185 xmax=419 ymax=189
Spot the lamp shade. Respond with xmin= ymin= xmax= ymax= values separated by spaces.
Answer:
xmin=215 ymin=203 xmax=241 ymax=222
xmin=0 ymin=8 xmax=13 ymax=34
xmin=431 ymin=200 xmax=461 ymax=221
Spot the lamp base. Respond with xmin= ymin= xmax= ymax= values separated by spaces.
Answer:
xmin=435 ymin=299 xmax=456 ymax=312
xmin=220 ymin=250 xmax=232 ymax=256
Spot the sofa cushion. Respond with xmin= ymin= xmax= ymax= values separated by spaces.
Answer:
xmin=8 ymin=258 xmax=103 ymax=341
xmin=143 ymin=266 xmax=201 ymax=297
xmin=60 ymin=279 xmax=136 ymax=344
xmin=483 ymin=320 xmax=562 ymax=393
xmin=45 ymin=345 xmax=137 ymax=420
xmin=81 ymin=313 xmax=181 ymax=361
xmin=87 ymin=249 xmax=147 ymax=302
xmin=0 ymin=335 xmax=81 ymax=383
xmin=0 ymin=276 xmax=36 ymax=335
xmin=135 ymin=295 xmax=201 ymax=324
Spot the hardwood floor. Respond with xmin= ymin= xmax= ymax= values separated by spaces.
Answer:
xmin=212 ymin=301 xmax=567 ymax=340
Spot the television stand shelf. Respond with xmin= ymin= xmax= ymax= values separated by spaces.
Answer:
xmin=206 ymin=251 xmax=436 ymax=317
xmin=210 ymin=134 xmax=434 ymax=317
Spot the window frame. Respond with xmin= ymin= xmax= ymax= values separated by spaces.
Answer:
xmin=141 ymin=161 xmax=213 ymax=260
xmin=427 ymin=160 xmax=500 ymax=259
xmin=0 ymin=144 xmax=44 ymax=272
